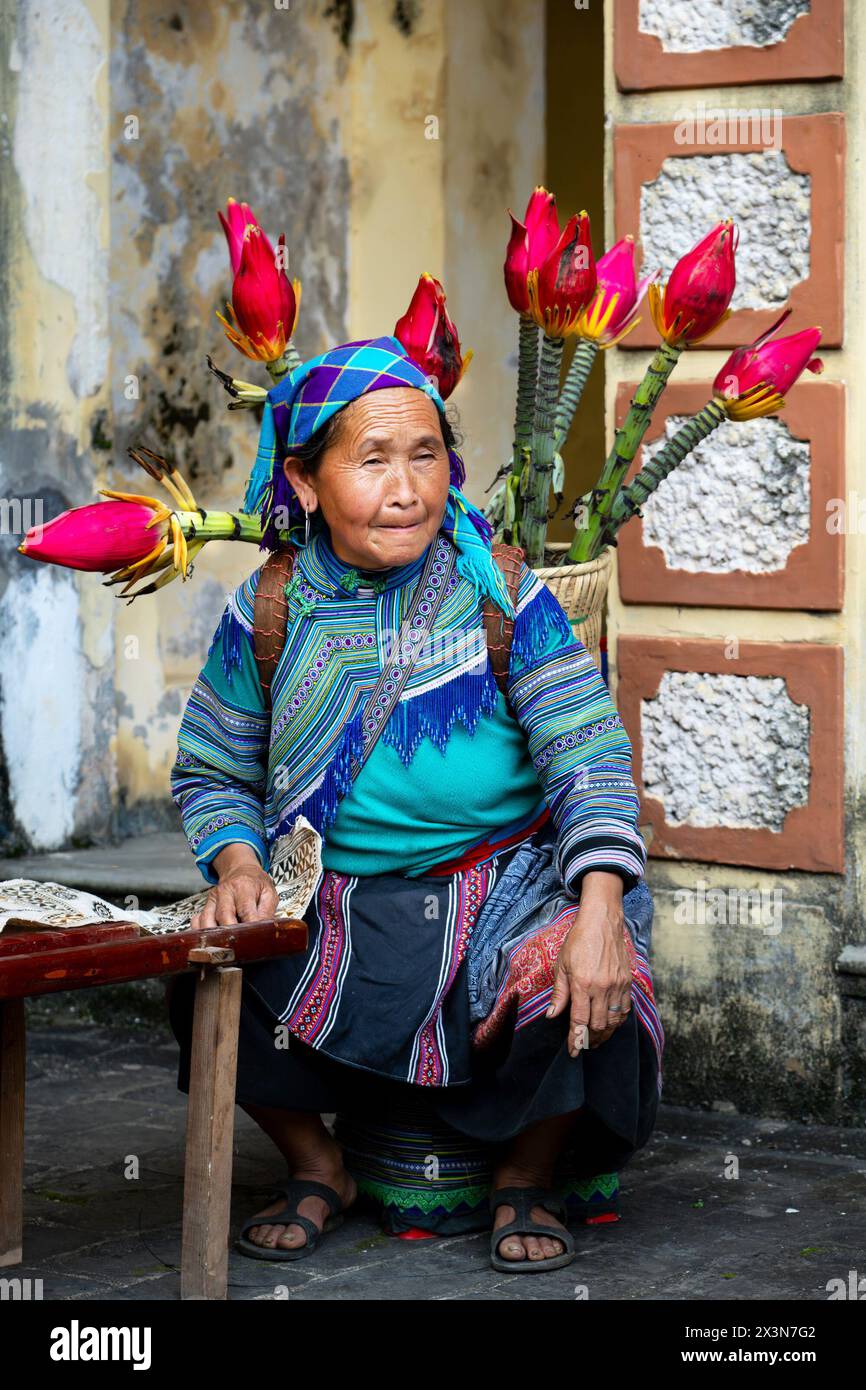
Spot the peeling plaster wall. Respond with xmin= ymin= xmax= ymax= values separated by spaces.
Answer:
xmin=0 ymin=568 xmax=84 ymax=848
xmin=11 ymin=4 xmax=109 ymax=397
xmin=108 ymin=0 xmax=350 ymax=829
xmin=0 ymin=0 xmax=117 ymax=853
xmin=638 ymin=0 xmax=810 ymax=54
xmin=641 ymin=152 xmax=811 ymax=310
xmin=346 ymin=1 xmax=446 ymax=342
xmin=344 ymin=0 xmax=545 ymax=509
xmin=641 ymin=416 xmax=811 ymax=573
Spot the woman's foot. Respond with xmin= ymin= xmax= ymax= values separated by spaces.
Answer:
xmin=491 ymin=1109 xmax=579 ymax=1264
xmin=244 ymin=1163 xmax=357 ymax=1253
xmin=491 ymin=1183 xmax=569 ymax=1264
xmin=237 ymin=1104 xmax=356 ymax=1254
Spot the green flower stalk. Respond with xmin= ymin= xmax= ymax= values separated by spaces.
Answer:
xmin=509 ymin=315 xmax=540 ymax=488
xmin=266 ymin=342 xmax=301 ymax=384
xmin=172 ymin=508 xmax=264 ymax=545
xmin=553 ymin=340 xmax=599 ymax=453
xmin=607 ymin=397 xmax=728 ymax=539
xmin=522 ymin=334 xmax=565 ymax=567
xmin=567 ymin=339 xmax=683 ymax=563
xmin=483 ymin=479 xmax=506 ymax=533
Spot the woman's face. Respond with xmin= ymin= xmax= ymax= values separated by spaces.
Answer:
xmin=282 ymin=387 xmax=452 ymax=571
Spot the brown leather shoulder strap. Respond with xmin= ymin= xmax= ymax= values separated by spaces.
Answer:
xmin=483 ymin=542 xmax=525 ymax=698
xmin=253 ymin=547 xmax=296 ymax=708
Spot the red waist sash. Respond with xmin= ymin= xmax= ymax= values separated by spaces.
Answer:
xmin=422 ymin=804 xmax=552 ymax=878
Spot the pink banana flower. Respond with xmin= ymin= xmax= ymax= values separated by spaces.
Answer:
xmin=713 ymin=309 xmax=823 ymax=420
xmin=576 ymin=234 xmax=657 ymax=348
xmin=18 ymin=500 xmax=163 ymax=572
xmin=16 ymin=449 xmax=263 ymax=602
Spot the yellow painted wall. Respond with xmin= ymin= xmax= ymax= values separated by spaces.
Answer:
xmin=345 ymin=0 xmax=546 ymax=513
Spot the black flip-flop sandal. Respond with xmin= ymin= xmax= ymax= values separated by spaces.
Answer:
xmin=489 ymin=1186 xmax=575 ymax=1273
xmin=236 ymin=1178 xmax=346 ymax=1262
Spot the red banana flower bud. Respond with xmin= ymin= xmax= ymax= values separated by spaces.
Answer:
xmin=504 ymin=186 xmax=561 ymax=315
xmin=217 ymin=225 xmax=301 ymax=363
xmin=648 ymin=220 xmax=738 ymax=346
xmin=527 ymin=211 xmax=598 ymax=339
xmin=17 ymin=450 xmax=263 ymax=602
xmin=394 ymin=272 xmax=473 ymax=399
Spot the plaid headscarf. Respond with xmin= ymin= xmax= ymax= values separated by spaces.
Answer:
xmin=242 ymin=335 xmax=514 ymax=619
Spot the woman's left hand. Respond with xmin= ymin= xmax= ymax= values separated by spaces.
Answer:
xmin=547 ymin=871 xmax=633 ymax=1057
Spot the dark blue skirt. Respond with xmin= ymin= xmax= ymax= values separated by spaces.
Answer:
xmin=167 ymin=822 xmax=662 ymax=1172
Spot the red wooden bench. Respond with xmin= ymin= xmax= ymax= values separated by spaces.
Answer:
xmin=0 ymin=916 xmax=307 ymax=1300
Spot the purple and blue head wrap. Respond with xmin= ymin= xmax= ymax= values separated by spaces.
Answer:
xmin=242 ymin=334 xmax=513 ymax=618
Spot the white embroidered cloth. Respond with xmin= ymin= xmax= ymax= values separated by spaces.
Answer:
xmin=0 ymin=817 xmax=322 ymax=937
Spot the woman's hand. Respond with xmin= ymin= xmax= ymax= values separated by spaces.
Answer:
xmin=547 ymin=871 xmax=633 ymax=1056
xmin=191 ymin=844 xmax=279 ymax=929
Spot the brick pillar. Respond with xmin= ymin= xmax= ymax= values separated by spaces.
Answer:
xmin=604 ymin=0 xmax=859 ymax=1120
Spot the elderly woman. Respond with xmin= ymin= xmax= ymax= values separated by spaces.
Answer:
xmin=167 ymin=335 xmax=662 ymax=1274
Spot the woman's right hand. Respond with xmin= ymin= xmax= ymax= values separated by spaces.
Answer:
xmin=191 ymin=844 xmax=279 ymax=929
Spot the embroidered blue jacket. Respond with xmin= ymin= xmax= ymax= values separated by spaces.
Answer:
xmin=171 ymin=530 xmax=647 ymax=894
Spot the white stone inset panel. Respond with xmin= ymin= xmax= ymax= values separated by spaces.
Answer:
xmin=641 ymin=671 xmax=810 ymax=830
xmin=641 ymin=152 xmax=811 ymax=309
xmin=640 ymin=415 xmax=810 ymax=573
xmin=638 ymin=0 xmax=810 ymax=54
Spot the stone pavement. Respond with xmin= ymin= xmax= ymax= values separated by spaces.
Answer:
xmin=0 ymin=832 xmax=202 ymax=903
xmin=9 ymin=1007 xmax=866 ymax=1302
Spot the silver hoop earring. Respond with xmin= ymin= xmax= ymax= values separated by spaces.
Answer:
xmin=304 ymin=507 xmax=311 ymax=546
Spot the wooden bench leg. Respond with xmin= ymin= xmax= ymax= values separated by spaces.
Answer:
xmin=180 ymin=955 xmax=242 ymax=1300
xmin=0 ymin=999 xmax=25 ymax=1267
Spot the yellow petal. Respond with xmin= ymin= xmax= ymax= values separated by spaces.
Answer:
xmin=98 ymin=488 xmax=161 ymax=509
xmin=599 ymin=314 xmax=642 ymax=350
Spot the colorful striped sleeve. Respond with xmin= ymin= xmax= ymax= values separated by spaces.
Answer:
xmin=505 ymin=562 xmax=647 ymax=897
xmin=170 ymin=570 xmax=272 ymax=885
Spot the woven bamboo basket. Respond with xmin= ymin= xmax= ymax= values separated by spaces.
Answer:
xmin=532 ymin=543 xmax=614 ymax=671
